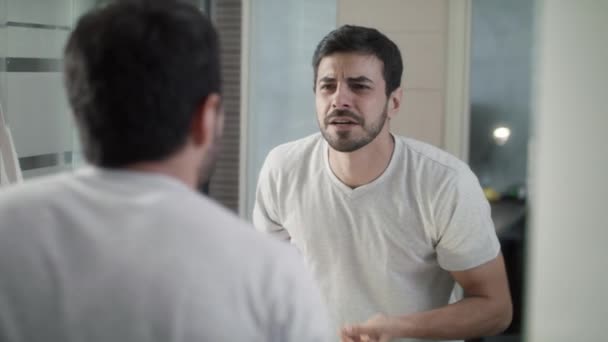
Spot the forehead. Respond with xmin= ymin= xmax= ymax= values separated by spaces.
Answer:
xmin=317 ymin=53 xmax=384 ymax=80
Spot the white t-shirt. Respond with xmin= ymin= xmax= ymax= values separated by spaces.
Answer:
xmin=0 ymin=167 xmax=330 ymax=342
xmin=254 ymin=133 xmax=500 ymax=341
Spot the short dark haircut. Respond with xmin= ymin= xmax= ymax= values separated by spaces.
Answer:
xmin=64 ymin=0 xmax=221 ymax=167
xmin=312 ymin=25 xmax=403 ymax=96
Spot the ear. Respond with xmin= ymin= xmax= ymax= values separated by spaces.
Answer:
xmin=387 ymin=86 xmax=403 ymax=120
xmin=191 ymin=93 xmax=223 ymax=148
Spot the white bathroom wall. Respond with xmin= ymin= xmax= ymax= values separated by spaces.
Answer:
xmin=525 ymin=1 xmax=608 ymax=340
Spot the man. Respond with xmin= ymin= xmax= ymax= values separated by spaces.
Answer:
xmin=253 ymin=25 xmax=512 ymax=342
xmin=0 ymin=1 xmax=329 ymax=341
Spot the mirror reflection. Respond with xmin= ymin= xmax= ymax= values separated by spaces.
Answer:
xmin=0 ymin=1 xmax=605 ymax=342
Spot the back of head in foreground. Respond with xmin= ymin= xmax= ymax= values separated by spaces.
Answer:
xmin=64 ymin=0 xmax=222 ymax=186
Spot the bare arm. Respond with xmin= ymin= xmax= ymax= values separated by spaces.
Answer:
xmin=342 ymin=253 xmax=512 ymax=342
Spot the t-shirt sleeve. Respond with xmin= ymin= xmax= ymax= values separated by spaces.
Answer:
xmin=434 ymin=166 xmax=501 ymax=271
xmin=252 ymin=152 xmax=291 ymax=241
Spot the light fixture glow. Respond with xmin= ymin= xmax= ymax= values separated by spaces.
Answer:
xmin=493 ymin=126 xmax=511 ymax=145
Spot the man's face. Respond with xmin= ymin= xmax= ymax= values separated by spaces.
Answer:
xmin=315 ymin=53 xmax=395 ymax=152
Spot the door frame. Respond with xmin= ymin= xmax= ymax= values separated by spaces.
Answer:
xmin=444 ymin=0 xmax=472 ymax=162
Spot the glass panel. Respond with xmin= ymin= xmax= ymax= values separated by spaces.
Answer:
xmin=469 ymin=0 xmax=534 ymax=198
xmin=244 ymin=0 xmax=336 ymax=218
xmin=0 ymin=0 xmax=96 ymax=182
xmin=468 ymin=0 xmax=534 ymax=338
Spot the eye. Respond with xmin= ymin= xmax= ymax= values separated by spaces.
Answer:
xmin=351 ymin=83 xmax=370 ymax=90
xmin=319 ymin=83 xmax=336 ymax=91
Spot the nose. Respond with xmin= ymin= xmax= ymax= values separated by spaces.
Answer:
xmin=332 ymin=83 xmax=352 ymax=110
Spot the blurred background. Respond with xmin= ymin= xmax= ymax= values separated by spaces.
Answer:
xmin=1 ymin=0 xmax=606 ymax=341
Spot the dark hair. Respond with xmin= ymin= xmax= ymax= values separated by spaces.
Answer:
xmin=64 ymin=0 xmax=221 ymax=167
xmin=312 ymin=25 xmax=403 ymax=96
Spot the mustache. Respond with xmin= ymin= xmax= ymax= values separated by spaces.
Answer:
xmin=324 ymin=109 xmax=363 ymax=126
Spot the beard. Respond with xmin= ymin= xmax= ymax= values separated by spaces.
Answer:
xmin=319 ymin=104 xmax=388 ymax=152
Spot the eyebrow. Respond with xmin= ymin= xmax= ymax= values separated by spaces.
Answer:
xmin=318 ymin=76 xmax=375 ymax=84
xmin=318 ymin=76 xmax=336 ymax=84
xmin=347 ymin=76 xmax=374 ymax=84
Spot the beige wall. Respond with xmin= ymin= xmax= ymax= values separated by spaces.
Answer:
xmin=338 ymin=0 xmax=448 ymax=147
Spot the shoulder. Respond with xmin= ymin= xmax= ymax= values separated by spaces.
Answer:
xmin=174 ymin=191 xmax=300 ymax=269
xmin=190 ymin=199 xmax=315 ymax=297
xmin=398 ymin=136 xmax=469 ymax=175
xmin=0 ymin=172 xmax=72 ymax=214
xmin=263 ymin=133 xmax=324 ymax=172
xmin=395 ymin=135 xmax=480 ymax=189
xmin=393 ymin=136 xmax=484 ymax=205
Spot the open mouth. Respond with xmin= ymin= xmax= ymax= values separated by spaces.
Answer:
xmin=325 ymin=110 xmax=362 ymax=127
xmin=329 ymin=118 xmax=359 ymax=126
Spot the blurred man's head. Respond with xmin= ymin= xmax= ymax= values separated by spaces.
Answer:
xmin=64 ymin=0 xmax=222 ymax=184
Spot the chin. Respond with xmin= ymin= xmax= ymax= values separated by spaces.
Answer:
xmin=327 ymin=137 xmax=369 ymax=153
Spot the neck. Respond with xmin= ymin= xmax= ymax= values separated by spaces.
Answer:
xmin=328 ymin=131 xmax=395 ymax=188
xmin=126 ymin=153 xmax=200 ymax=190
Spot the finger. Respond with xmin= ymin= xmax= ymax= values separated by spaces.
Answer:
xmin=339 ymin=334 xmax=354 ymax=342
xmin=344 ymin=324 xmax=375 ymax=338
xmin=339 ymin=328 xmax=358 ymax=342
